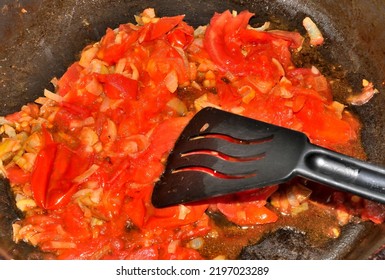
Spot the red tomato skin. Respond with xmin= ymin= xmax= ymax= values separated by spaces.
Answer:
xmin=6 ymin=166 xmax=31 ymax=185
xmin=57 ymin=63 xmax=83 ymax=96
xmin=31 ymin=143 xmax=57 ymax=208
xmin=97 ymin=73 xmax=138 ymax=100
xmin=146 ymin=15 xmax=185 ymax=41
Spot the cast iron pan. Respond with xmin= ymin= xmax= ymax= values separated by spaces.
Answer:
xmin=1 ymin=0 xmax=385 ymax=259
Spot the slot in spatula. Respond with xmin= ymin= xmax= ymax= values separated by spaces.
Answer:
xmin=151 ymin=107 xmax=385 ymax=208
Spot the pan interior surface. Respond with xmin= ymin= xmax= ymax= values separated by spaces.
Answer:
xmin=1 ymin=0 xmax=385 ymax=259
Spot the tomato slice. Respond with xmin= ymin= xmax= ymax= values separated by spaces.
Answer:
xmin=57 ymin=63 xmax=82 ymax=96
xmin=145 ymin=204 xmax=209 ymax=229
xmin=31 ymin=133 xmax=91 ymax=210
xmin=215 ymin=186 xmax=278 ymax=226
xmin=6 ymin=165 xmax=31 ymax=185
xmin=146 ymin=15 xmax=185 ymax=41
xmin=97 ymin=73 xmax=138 ymax=100
xmin=204 ymin=10 xmax=254 ymax=75
xmin=217 ymin=202 xmax=278 ymax=226
xmin=166 ymin=21 xmax=194 ymax=49
xmin=97 ymin=27 xmax=139 ymax=64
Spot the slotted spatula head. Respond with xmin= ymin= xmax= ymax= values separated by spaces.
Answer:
xmin=151 ymin=107 xmax=308 ymax=208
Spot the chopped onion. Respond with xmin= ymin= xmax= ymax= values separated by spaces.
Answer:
xmin=119 ymin=134 xmax=150 ymax=156
xmin=247 ymin=77 xmax=274 ymax=94
xmin=16 ymin=198 xmax=37 ymax=212
xmin=79 ymin=45 xmax=99 ymax=68
xmin=44 ymin=89 xmax=63 ymax=103
xmin=329 ymin=101 xmax=345 ymax=119
xmin=73 ymin=164 xmax=100 ymax=184
xmin=302 ymin=17 xmax=324 ymax=46
xmin=247 ymin=21 xmax=271 ymax=31
xmin=164 ymin=70 xmax=179 ymax=93
xmin=106 ymin=119 xmax=117 ymax=142
xmin=115 ymin=58 xmax=127 ymax=74
xmin=80 ymin=127 xmax=99 ymax=147
xmin=129 ymin=63 xmax=139 ymax=80
xmin=168 ymin=240 xmax=180 ymax=254
xmin=238 ymin=85 xmax=256 ymax=104
xmin=85 ymin=77 xmax=103 ymax=96
xmin=194 ymin=94 xmax=221 ymax=111
xmin=167 ymin=97 xmax=188 ymax=116
xmin=271 ymin=184 xmax=311 ymax=215
xmin=326 ymin=226 xmax=341 ymax=239
xmin=189 ymin=237 xmax=204 ymax=250
xmin=0 ymin=139 xmax=20 ymax=160
xmin=272 ymin=58 xmax=285 ymax=77
xmin=178 ymin=204 xmax=191 ymax=220
xmin=347 ymin=79 xmax=379 ymax=105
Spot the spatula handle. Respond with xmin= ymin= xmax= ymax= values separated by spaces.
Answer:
xmin=298 ymin=143 xmax=385 ymax=204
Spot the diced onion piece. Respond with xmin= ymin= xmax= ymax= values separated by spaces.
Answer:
xmin=189 ymin=237 xmax=204 ymax=250
xmin=44 ymin=89 xmax=63 ymax=103
xmin=16 ymin=198 xmax=37 ymax=212
xmin=178 ymin=204 xmax=191 ymax=220
xmin=79 ymin=45 xmax=99 ymax=68
xmin=15 ymin=152 xmax=36 ymax=172
xmin=129 ymin=63 xmax=139 ymax=80
xmin=238 ymin=85 xmax=256 ymax=104
xmin=291 ymin=202 xmax=309 ymax=215
xmin=168 ymin=240 xmax=180 ymax=254
xmin=85 ymin=77 xmax=103 ymax=96
xmin=302 ymin=17 xmax=324 ymax=46
xmin=167 ymin=97 xmax=188 ymax=116
xmin=194 ymin=94 xmax=220 ymax=111
xmin=115 ymin=58 xmax=127 ymax=74
xmin=24 ymin=132 xmax=42 ymax=153
xmin=271 ymin=184 xmax=311 ymax=215
xmin=73 ymin=164 xmax=100 ymax=184
xmin=106 ymin=119 xmax=117 ymax=142
xmin=327 ymin=226 xmax=341 ymax=239
xmin=272 ymin=58 xmax=285 ymax=77
xmin=119 ymin=134 xmax=150 ymax=156
xmin=247 ymin=77 xmax=274 ymax=94
xmin=336 ymin=208 xmax=352 ymax=226
xmin=247 ymin=21 xmax=271 ymax=31
xmin=280 ymin=87 xmax=293 ymax=99
xmin=329 ymin=101 xmax=345 ymax=119
xmin=0 ymin=139 xmax=20 ymax=160
xmin=3 ymin=124 xmax=16 ymax=138
xmin=164 ymin=70 xmax=179 ymax=93
xmin=347 ymin=79 xmax=379 ymax=105
xmin=80 ymin=127 xmax=99 ymax=147
xmin=0 ymin=160 xmax=7 ymax=177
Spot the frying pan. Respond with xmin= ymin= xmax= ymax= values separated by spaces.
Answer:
xmin=1 ymin=0 xmax=385 ymax=260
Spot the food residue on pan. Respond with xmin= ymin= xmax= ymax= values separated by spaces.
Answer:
xmin=0 ymin=8 xmax=383 ymax=260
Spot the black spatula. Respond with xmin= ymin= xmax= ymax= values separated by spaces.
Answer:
xmin=151 ymin=107 xmax=385 ymax=208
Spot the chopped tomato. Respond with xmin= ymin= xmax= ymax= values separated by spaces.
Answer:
xmin=97 ymin=27 xmax=139 ymax=64
xmin=5 ymin=165 xmax=31 ymax=185
xmin=215 ymin=186 xmax=279 ymax=226
xmin=167 ymin=21 xmax=194 ymax=49
xmin=97 ymin=73 xmax=138 ymax=100
xmin=6 ymin=9 xmax=369 ymax=261
xmin=144 ymin=15 xmax=185 ymax=41
xmin=31 ymin=139 xmax=91 ymax=210
xmin=204 ymin=10 xmax=254 ymax=75
xmin=57 ymin=63 xmax=82 ymax=96
xmin=145 ymin=204 xmax=209 ymax=229
xmin=217 ymin=203 xmax=278 ymax=226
